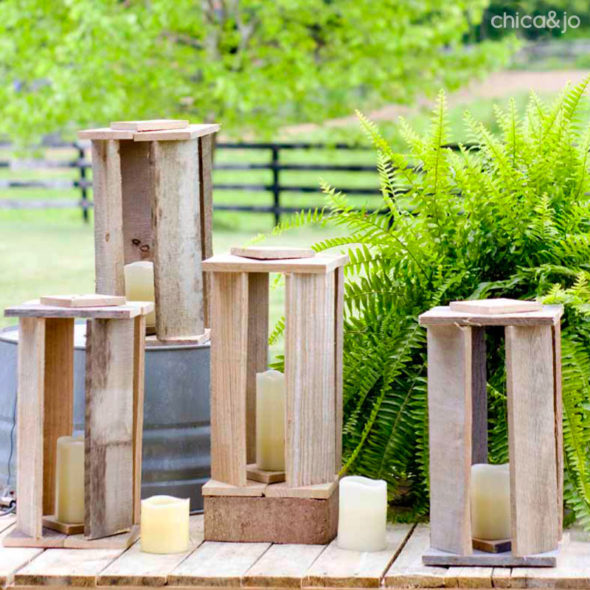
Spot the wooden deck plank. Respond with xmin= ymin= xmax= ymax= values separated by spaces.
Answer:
xmin=0 ymin=520 xmax=43 ymax=587
xmin=244 ymin=544 xmax=326 ymax=588
xmin=98 ymin=516 xmax=204 ymax=586
xmin=491 ymin=568 xmax=513 ymax=589
xmin=304 ymin=523 xmax=413 ymax=588
xmin=383 ymin=525 xmax=448 ymax=588
xmin=445 ymin=567 xmax=493 ymax=588
xmin=14 ymin=548 xmax=123 ymax=587
xmin=167 ymin=541 xmax=270 ymax=586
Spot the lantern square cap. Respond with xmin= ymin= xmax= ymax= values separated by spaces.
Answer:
xmin=78 ymin=120 xmax=219 ymax=141
xmin=5 ymin=294 xmax=153 ymax=319
xmin=419 ymin=298 xmax=563 ymax=327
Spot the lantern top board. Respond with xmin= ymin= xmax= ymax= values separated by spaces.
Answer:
xmin=5 ymin=299 xmax=153 ymax=319
xmin=419 ymin=299 xmax=564 ymax=568
xmin=78 ymin=123 xmax=219 ymax=141
xmin=202 ymin=252 xmax=347 ymax=274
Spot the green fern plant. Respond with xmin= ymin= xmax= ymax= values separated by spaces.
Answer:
xmin=273 ymin=79 xmax=590 ymax=526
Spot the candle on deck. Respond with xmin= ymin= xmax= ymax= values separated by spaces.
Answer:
xmin=141 ymin=495 xmax=190 ymax=554
xmin=256 ymin=369 xmax=285 ymax=472
xmin=337 ymin=476 xmax=387 ymax=552
xmin=55 ymin=435 xmax=84 ymax=524
xmin=124 ymin=261 xmax=156 ymax=329
xmin=470 ymin=463 xmax=511 ymax=540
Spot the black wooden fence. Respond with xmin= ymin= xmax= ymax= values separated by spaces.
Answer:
xmin=0 ymin=141 xmax=382 ymax=225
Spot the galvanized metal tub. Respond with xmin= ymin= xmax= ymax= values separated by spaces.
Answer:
xmin=0 ymin=322 xmax=210 ymax=512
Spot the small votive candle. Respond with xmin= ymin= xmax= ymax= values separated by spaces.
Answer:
xmin=55 ymin=435 xmax=84 ymax=524
xmin=256 ymin=369 xmax=286 ymax=471
xmin=141 ymin=495 xmax=190 ymax=554
xmin=337 ymin=476 xmax=387 ymax=552
xmin=124 ymin=261 xmax=156 ymax=329
xmin=470 ymin=463 xmax=511 ymax=540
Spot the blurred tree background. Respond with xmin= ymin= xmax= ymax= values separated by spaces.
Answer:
xmin=0 ymin=0 xmax=512 ymax=141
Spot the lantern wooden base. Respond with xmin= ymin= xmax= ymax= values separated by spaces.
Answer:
xmin=246 ymin=464 xmax=286 ymax=484
xmin=423 ymin=545 xmax=557 ymax=567
xmin=473 ymin=537 xmax=511 ymax=553
xmin=204 ymin=487 xmax=338 ymax=544
xmin=42 ymin=515 xmax=84 ymax=535
xmin=4 ymin=525 xmax=139 ymax=549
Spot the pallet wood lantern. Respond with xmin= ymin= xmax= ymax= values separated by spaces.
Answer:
xmin=419 ymin=299 xmax=563 ymax=567
xmin=78 ymin=119 xmax=219 ymax=342
xmin=201 ymin=247 xmax=348 ymax=544
xmin=3 ymin=296 xmax=153 ymax=549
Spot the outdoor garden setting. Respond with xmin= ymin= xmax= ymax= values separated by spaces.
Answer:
xmin=2 ymin=0 xmax=590 ymax=588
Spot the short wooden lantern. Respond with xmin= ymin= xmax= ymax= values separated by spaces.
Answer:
xmin=201 ymin=247 xmax=348 ymax=544
xmin=78 ymin=119 xmax=219 ymax=342
xmin=419 ymin=299 xmax=563 ymax=567
xmin=3 ymin=295 xmax=153 ymax=549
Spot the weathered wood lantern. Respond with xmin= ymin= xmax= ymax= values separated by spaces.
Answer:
xmin=78 ymin=119 xmax=219 ymax=342
xmin=201 ymin=246 xmax=348 ymax=544
xmin=419 ymin=299 xmax=563 ymax=567
xmin=3 ymin=295 xmax=153 ymax=549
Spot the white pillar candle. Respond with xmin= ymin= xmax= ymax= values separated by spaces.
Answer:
xmin=55 ymin=435 xmax=85 ymax=524
xmin=471 ymin=463 xmax=511 ymax=540
xmin=141 ymin=495 xmax=190 ymax=554
xmin=337 ymin=476 xmax=387 ymax=552
xmin=124 ymin=261 xmax=156 ymax=328
xmin=256 ymin=369 xmax=286 ymax=471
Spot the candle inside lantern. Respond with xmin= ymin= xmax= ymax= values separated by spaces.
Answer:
xmin=337 ymin=476 xmax=387 ymax=552
xmin=124 ymin=261 xmax=155 ymax=329
xmin=141 ymin=495 xmax=190 ymax=554
xmin=55 ymin=435 xmax=85 ymax=524
xmin=471 ymin=463 xmax=511 ymax=540
xmin=256 ymin=369 xmax=285 ymax=471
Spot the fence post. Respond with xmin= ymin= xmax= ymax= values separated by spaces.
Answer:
xmin=271 ymin=145 xmax=280 ymax=226
xmin=77 ymin=143 xmax=89 ymax=223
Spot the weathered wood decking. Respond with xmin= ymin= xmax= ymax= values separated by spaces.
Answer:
xmin=0 ymin=514 xmax=587 ymax=589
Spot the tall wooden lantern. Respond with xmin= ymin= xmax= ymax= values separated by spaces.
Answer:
xmin=78 ymin=119 xmax=219 ymax=342
xmin=201 ymin=246 xmax=348 ymax=544
xmin=419 ymin=299 xmax=563 ymax=567
xmin=3 ymin=295 xmax=153 ymax=549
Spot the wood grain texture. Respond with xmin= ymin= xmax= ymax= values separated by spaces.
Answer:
xmin=132 ymin=315 xmax=146 ymax=525
xmin=92 ymin=140 xmax=126 ymax=296
xmin=199 ymin=134 xmax=214 ymax=328
xmin=553 ymin=323 xmax=564 ymax=536
xmin=78 ymin=128 xmax=134 ymax=140
xmin=201 ymin=479 xmax=266 ymax=497
xmin=285 ymin=272 xmax=335 ymax=487
xmin=111 ymin=120 xmax=189 ymax=132
xmin=422 ymin=546 xmax=556 ymax=567
xmin=98 ymin=517 xmax=204 ymax=587
xmin=16 ymin=318 xmax=45 ymax=539
xmin=168 ymin=540 xmax=269 ymax=587
xmin=243 ymin=543 xmax=326 ymax=588
xmin=471 ymin=327 xmax=488 ymax=464
xmin=0 ymin=543 xmax=41 ymax=587
xmin=304 ymin=524 xmax=413 ymax=588
xmin=5 ymin=301 xmax=152 ymax=320
xmin=445 ymin=567 xmax=493 ymax=588
xmin=39 ymin=295 xmax=126 ymax=308
xmin=210 ymin=272 xmax=249 ymax=486
xmin=85 ymin=318 xmax=135 ymax=540
xmin=506 ymin=325 xmax=559 ymax=557
xmin=203 ymin=492 xmax=338 ymax=545
xmin=230 ymin=246 xmax=315 ymax=260
xmin=3 ymin=528 xmax=65 ymax=549
xmin=151 ymin=139 xmax=204 ymax=341
xmin=41 ymin=516 xmax=83 ymax=535
xmin=202 ymin=253 xmax=348 ymax=274
xmin=419 ymin=305 xmax=563 ymax=327
xmin=246 ymin=465 xmax=285 ymax=484
xmin=334 ymin=267 xmax=344 ymax=472
xmin=42 ymin=318 xmax=74 ymax=516
xmin=427 ymin=325 xmax=473 ymax=555
xmin=263 ymin=478 xmax=338 ymax=499
xmin=120 ymin=140 xmax=154 ymax=264
xmin=132 ymin=123 xmax=220 ymax=141
xmin=246 ymin=273 xmax=269 ymax=464
xmin=63 ymin=526 xmax=138 ymax=550
xmin=449 ymin=299 xmax=542 ymax=315
xmin=383 ymin=524 xmax=448 ymax=588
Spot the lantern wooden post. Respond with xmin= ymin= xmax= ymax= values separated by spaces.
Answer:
xmin=3 ymin=296 xmax=153 ymax=549
xmin=201 ymin=247 xmax=347 ymax=544
xmin=78 ymin=120 xmax=219 ymax=342
xmin=419 ymin=299 xmax=563 ymax=567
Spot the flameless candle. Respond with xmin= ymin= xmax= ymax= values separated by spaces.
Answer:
xmin=124 ymin=261 xmax=155 ymax=328
xmin=256 ymin=369 xmax=285 ymax=471
xmin=140 ymin=495 xmax=190 ymax=554
xmin=337 ymin=476 xmax=387 ymax=552
xmin=471 ymin=463 xmax=511 ymax=540
xmin=55 ymin=435 xmax=85 ymax=524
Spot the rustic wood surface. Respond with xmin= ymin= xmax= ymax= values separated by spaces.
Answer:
xmin=198 ymin=134 xmax=214 ymax=328
xmin=202 ymin=253 xmax=348 ymax=274
xmin=449 ymin=299 xmax=542 ymax=315
xmin=38 ymin=295 xmax=126 ymax=308
xmin=111 ymin=120 xmax=189 ymax=132
xmin=5 ymin=300 xmax=153 ymax=320
xmin=230 ymin=246 xmax=315 ymax=260
xmin=132 ymin=123 xmax=220 ymax=141
xmin=419 ymin=305 xmax=563 ymax=327
xmin=3 ymin=518 xmax=589 ymax=589
xmin=470 ymin=327 xmax=487 ymax=465
xmin=132 ymin=315 xmax=146 ymax=525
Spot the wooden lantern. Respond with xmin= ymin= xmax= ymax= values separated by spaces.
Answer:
xmin=419 ymin=299 xmax=563 ymax=567
xmin=3 ymin=295 xmax=153 ymax=549
xmin=78 ymin=119 xmax=219 ymax=342
xmin=201 ymin=247 xmax=348 ymax=544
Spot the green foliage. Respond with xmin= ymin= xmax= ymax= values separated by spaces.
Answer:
xmin=0 ymin=0 xmax=512 ymax=141
xmin=276 ymin=79 xmax=590 ymax=525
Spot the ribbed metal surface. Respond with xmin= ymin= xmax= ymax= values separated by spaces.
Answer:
xmin=0 ymin=323 xmax=210 ymax=512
